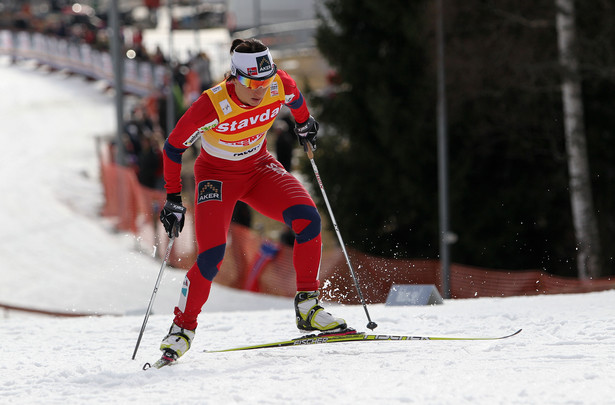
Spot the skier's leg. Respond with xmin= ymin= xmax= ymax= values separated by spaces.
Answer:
xmin=244 ymin=156 xmax=346 ymax=332
xmin=244 ymin=157 xmax=322 ymax=291
xmin=162 ymin=163 xmax=243 ymax=358
xmin=172 ymin=176 xmax=238 ymax=330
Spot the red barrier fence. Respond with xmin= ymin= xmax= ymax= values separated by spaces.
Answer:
xmin=98 ymin=140 xmax=198 ymax=268
xmin=318 ymin=251 xmax=615 ymax=303
xmin=98 ymin=143 xmax=615 ymax=303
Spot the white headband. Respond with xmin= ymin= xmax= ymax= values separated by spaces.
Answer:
xmin=231 ymin=48 xmax=275 ymax=79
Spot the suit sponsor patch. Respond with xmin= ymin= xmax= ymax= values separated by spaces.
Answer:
xmin=256 ymin=55 xmax=273 ymax=74
xmin=219 ymin=100 xmax=232 ymax=115
xmin=213 ymin=106 xmax=280 ymax=134
xmin=197 ymin=180 xmax=222 ymax=203
xmin=270 ymin=82 xmax=279 ymax=97
xmin=219 ymin=132 xmax=265 ymax=147
xmin=183 ymin=119 xmax=219 ymax=146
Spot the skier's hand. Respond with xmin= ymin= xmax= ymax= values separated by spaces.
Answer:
xmin=295 ymin=116 xmax=319 ymax=151
xmin=160 ymin=193 xmax=186 ymax=238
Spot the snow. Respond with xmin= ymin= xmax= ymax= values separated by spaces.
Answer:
xmin=1 ymin=56 xmax=614 ymax=404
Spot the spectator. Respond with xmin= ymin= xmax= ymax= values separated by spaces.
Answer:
xmin=183 ymin=62 xmax=202 ymax=106
xmin=192 ymin=51 xmax=212 ymax=92
xmin=273 ymin=116 xmax=295 ymax=172
xmin=231 ymin=201 xmax=252 ymax=228
xmin=137 ymin=136 xmax=163 ymax=189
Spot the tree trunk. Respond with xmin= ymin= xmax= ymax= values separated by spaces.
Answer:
xmin=555 ymin=0 xmax=603 ymax=278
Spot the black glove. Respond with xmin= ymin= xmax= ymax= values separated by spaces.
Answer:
xmin=159 ymin=193 xmax=186 ymax=238
xmin=294 ymin=115 xmax=319 ymax=151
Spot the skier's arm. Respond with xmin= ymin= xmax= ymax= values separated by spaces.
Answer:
xmin=162 ymin=94 xmax=218 ymax=194
xmin=278 ymin=69 xmax=310 ymax=124
xmin=278 ymin=70 xmax=319 ymax=149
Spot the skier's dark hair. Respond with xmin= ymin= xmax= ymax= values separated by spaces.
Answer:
xmin=230 ymin=38 xmax=267 ymax=54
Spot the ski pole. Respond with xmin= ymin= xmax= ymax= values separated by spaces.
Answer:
xmin=304 ymin=144 xmax=378 ymax=330
xmin=131 ymin=231 xmax=177 ymax=360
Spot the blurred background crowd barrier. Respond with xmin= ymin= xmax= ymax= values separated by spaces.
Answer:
xmin=1 ymin=29 xmax=166 ymax=96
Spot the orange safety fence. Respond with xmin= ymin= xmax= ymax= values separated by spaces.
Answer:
xmin=318 ymin=251 xmax=615 ymax=303
xmin=98 ymin=139 xmax=198 ymax=268
xmin=98 ymin=141 xmax=615 ymax=304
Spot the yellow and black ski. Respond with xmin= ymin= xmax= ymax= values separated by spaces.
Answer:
xmin=204 ymin=328 xmax=522 ymax=353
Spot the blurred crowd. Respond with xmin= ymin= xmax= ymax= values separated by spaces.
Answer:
xmin=111 ymin=48 xmax=213 ymax=193
xmin=108 ymin=53 xmax=214 ymax=193
xmin=0 ymin=2 xmax=222 ymax=191
xmin=3 ymin=2 xmax=301 ymax=243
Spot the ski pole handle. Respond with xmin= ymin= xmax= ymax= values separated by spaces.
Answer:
xmin=303 ymin=140 xmax=315 ymax=159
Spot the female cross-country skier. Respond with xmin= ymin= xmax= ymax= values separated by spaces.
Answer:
xmin=157 ymin=38 xmax=347 ymax=362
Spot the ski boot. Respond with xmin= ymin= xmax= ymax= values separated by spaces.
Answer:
xmin=294 ymin=291 xmax=347 ymax=333
xmin=159 ymin=322 xmax=196 ymax=362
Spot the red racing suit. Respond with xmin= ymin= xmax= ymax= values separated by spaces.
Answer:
xmin=163 ymin=69 xmax=321 ymax=330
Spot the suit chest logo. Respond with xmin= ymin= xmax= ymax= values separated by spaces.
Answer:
xmin=214 ymin=106 xmax=281 ymax=134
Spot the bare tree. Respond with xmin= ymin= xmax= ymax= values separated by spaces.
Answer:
xmin=555 ymin=0 xmax=603 ymax=278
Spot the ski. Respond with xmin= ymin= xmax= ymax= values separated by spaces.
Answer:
xmin=204 ymin=328 xmax=522 ymax=353
xmin=142 ymin=353 xmax=176 ymax=370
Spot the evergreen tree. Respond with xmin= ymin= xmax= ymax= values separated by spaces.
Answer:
xmin=312 ymin=0 xmax=438 ymax=258
xmin=311 ymin=0 xmax=615 ymax=276
xmin=443 ymin=2 xmax=576 ymax=273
